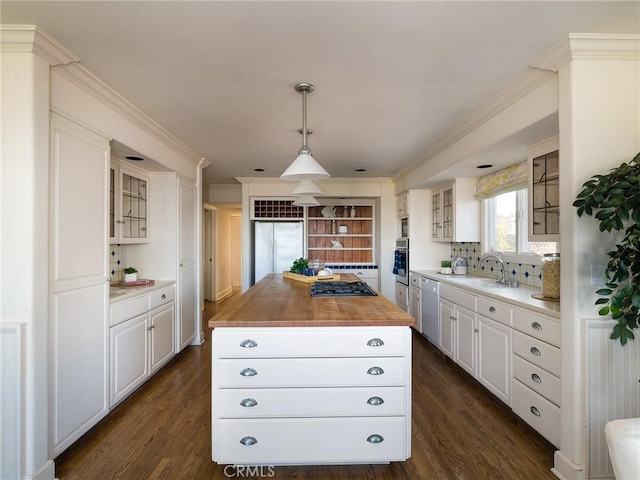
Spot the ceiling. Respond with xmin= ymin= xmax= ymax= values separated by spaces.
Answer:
xmin=3 ymin=1 xmax=638 ymax=188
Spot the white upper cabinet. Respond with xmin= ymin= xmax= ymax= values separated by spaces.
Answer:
xmin=431 ymin=179 xmax=479 ymax=243
xmin=110 ymin=159 xmax=150 ymax=244
xmin=396 ymin=191 xmax=408 ymax=218
xmin=528 ymin=136 xmax=559 ymax=242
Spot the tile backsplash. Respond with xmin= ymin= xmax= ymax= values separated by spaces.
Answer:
xmin=450 ymin=242 xmax=541 ymax=288
xmin=109 ymin=244 xmax=124 ymax=282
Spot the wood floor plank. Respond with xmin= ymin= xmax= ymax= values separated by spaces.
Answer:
xmin=55 ymin=298 xmax=556 ymax=479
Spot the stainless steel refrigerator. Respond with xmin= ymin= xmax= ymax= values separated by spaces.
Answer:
xmin=254 ymin=221 xmax=304 ymax=283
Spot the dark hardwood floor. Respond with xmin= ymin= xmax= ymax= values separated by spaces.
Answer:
xmin=55 ymin=295 xmax=556 ymax=479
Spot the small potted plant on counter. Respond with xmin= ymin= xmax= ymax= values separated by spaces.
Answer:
xmin=123 ymin=267 xmax=138 ymax=283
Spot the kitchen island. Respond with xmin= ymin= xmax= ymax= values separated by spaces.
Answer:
xmin=208 ymin=273 xmax=414 ymax=466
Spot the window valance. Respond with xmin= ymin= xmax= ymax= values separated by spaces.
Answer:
xmin=474 ymin=161 xmax=527 ymax=200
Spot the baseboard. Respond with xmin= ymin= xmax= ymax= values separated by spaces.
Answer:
xmin=215 ymin=286 xmax=233 ymax=301
xmin=27 ymin=459 xmax=55 ymax=480
xmin=552 ymin=450 xmax=584 ymax=480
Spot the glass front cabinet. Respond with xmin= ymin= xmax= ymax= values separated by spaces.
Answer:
xmin=110 ymin=160 xmax=149 ymax=244
xmin=528 ymin=136 xmax=559 ymax=241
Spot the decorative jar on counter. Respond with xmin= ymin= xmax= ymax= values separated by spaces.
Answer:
xmin=541 ymin=253 xmax=560 ymax=299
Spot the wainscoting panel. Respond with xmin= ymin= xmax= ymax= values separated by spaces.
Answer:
xmin=1 ymin=323 xmax=22 ymax=480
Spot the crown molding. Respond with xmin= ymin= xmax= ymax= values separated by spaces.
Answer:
xmin=1 ymin=25 xmax=204 ymax=167
xmin=532 ymin=33 xmax=640 ymax=72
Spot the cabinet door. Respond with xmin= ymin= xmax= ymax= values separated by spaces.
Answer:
xmin=110 ymin=314 xmax=149 ymax=407
xmin=441 ymin=185 xmax=455 ymax=241
xmin=118 ymin=167 xmax=149 ymax=243
xmin=409 ymin=286 xmax=421 ymax=332
xmin=454 ymin=305 xmax=476 ymax=377
xmin=178 ymin=179 xmax=198 ymax=351
xmin=528 ymin=136 xmax=559 ymax=241
xmin=50 ymin=115 xmax=110 ymax=456
xmin=150 ymin=303 xmax=176 ymax=373
xmin=431 ymin=191 xmax=441 ymax=239
xmin=477 ymin=315 xmax=512 ymax=405
xmin=439 ymin=299 xmax=455 ymax=359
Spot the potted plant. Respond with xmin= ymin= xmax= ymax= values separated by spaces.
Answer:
xmin=123 ymin=267 xmax=138 ymax=283
xmin=573 ymin=152 xmax=640 ymax=345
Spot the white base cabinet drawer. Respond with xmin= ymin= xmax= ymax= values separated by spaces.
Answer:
xmin=512 ymin=353 xmax=560 ymax=405
xmin=216 ymin=386 xmax=407 ymax=418
xmin=512 ymin=379 xmax=560 ymax=447
xmin=214 ymin=416 xmax=407 ymax=465
xmin=512 ymin=330 xmax=560 ymax=376
xmin=216 ymin=357 xmax=407 ymax=388
xmin=512 ymin=309 xmax=560 ymax=347
xmin=214 ymin=327 xmax=408 ymax=358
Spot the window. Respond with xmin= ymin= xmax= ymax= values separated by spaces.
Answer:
xmin=484 ymin=188 xmax=557 ymax=261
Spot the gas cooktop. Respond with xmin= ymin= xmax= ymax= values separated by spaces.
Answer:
xmin=310 ymin=281 xmax=378 ymax=297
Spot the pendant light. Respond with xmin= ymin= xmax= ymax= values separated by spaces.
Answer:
xmin=280 ymin=83 xmax=330 ymax=181
xmin=290 ymin=179 xmax=324 ymax=196
xmin=292 ymin=195 xmax=320 ymax=206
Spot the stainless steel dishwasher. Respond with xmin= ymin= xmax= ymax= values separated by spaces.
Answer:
xmin=420 ymin=277 xmax=440 ymax=346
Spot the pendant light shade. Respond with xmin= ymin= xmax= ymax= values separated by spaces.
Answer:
xmin=292 ymin=195 xmax=319 ymax=206
xmin=281 ymin=83 xmax=330 ymax=181
xmin=290 ymin=179 xmax=324 ymax=196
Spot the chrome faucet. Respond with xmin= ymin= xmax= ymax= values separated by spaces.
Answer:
xmin=480 ymin=254 xmax=510 ymax=286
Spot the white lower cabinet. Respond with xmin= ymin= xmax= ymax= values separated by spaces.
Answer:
xmin=109 ymin=285 xmax=175 ymax=407
xmin=212 ymin=326 xmax=412 ymax=465
xmin=477 ymin=315 xmax=512 ymax=405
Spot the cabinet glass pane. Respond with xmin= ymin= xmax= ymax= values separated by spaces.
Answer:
xmin=531 ymin=150 xmax=559 ymax=236
xmin=442 ymin=188 xmax=453 ymax=238
xmin=121 ymin=173 xmax=148 ymax=239
xmin=109 ymin=168 xmax=115 ymax=238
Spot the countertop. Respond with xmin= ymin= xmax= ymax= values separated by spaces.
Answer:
xmin=208 ymin=273 xmax=415 ymax=328
xmin=109 ymin=280 xmax=176 ymax=303
xmin=411 ymin=270 xmax=560 ymax=318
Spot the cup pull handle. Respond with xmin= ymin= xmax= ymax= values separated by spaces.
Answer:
xmin=367 ymin=396 xmax=384 ymax=406
xmin=240 ymin=368 xmax=257 ymax=377
xmin=161 ymin=294 xmax=166 ymax=299
xmin=240 ymin=436 xmax=257 ymax=446
xmin=531 ymin=321 xmax=543 ymax=331
xmin=530 ymin=347 xmax=541 ymax=356
xmin=240 ymin=339 xmax=258 ymax=348
xmin=367 ymin=367 xmax=384 ymax=376
xmin=367 ymin=338 xmax=384 ymax=347
xmin=531 ymin=373 xmax=542 ymax=384
xmin=367 ymin=434 xmax=384 ymax=444
xmin=530 ymin=406 xmax=541 ymax=417
xmin=240 ymin=398 xmax=258 ymax=407
xmin=489 ymin=306 xmax=496 ymax=313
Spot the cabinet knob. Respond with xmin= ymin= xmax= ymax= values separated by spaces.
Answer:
xmin=367 ymin=366 xmax=384 ymax=376
xmin=531 ymin=321 xmax=543 ymax=331
xmin=531 ymin=373 xmax=542 ymax=384
xmin=474 ymin=328 xmax=479 ymax=333
xmin=147 ymin=326 xmax=153 ymax=331
xmin=489 ymin=306 xmax=496 ymax=313
xmin=240 ymin=368 xmax=258 ymax=377
xmin=530 ymin=406 xmax=541 ymax=417
xmin=530 ymin=347 xmax=542 ymax=356
xmin=450 ymin=315 xmax=456 ymax=321
xmin=240 ymin=436 xmax=257 ymax=446
xmin=367 ymin=338 xmax=384 ymax=347
xmin=367 ymin=396 xmax=384 ymax=406
xmin=240 ymin=398 xmax=258 ymax=408
xmin=367 ymin=434 xmax=384 ymax=444
xmin=161 ymin=294 xmax=166 ymax=299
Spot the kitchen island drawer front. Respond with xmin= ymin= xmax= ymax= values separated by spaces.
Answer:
xmin=110 ymin=296 xmax=149 ymax=326
xmin=216 ymin=357 xmax=407 ymax=388
xmin=512 ymin=309 xmax=560 ymax=347
xmin=216 ymin=386 xmax=406 ymax=418
xmin=476 ymin=297 xmax=512 ymax=326
xmin=512 ymin=330 xmax=560 ymax=376
xmin=214 ymin=416 xmax=407 ymax=464
xmin=512 ymin=354 xmax=560 ymax=405
xmin=149 ymin=285 xmax=175 ymax=310
xmin=512 ymin=379 xmax=560 ymax=447
xmin=214 ymin=327 xmax=408 ymax=358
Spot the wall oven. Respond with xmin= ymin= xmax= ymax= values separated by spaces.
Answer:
xmin=394 ymin=238 xmax=409 ymax=286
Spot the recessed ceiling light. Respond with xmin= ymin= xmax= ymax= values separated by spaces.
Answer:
xmin=254 ymin=168 xmax=265 ymax=172
xmin=125 ymin=155 xmax=144 ymax=161
xmin=477 ymin=164 xmax=493 ymax=169
xmin=355 ymin=168 xmax=366 ymax=172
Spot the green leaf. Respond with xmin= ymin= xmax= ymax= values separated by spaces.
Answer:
xmin=595 ymin=288 xmax=612 ymax=296
xmin=595 ymin=298 xmax=609 ymax=305
xmin=598 ymin=306 xmax=610 ymax=316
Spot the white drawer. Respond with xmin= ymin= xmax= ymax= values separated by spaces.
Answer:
xmin=512 ymin=379 xmax=560 ymax=447
xmin=477 ymin=297 xmax=512 ymax=326
xmin=149 ymin=285 xmax=175 ymax=310
xmin=440 ymin=284 xmax=476 ymax=312
xmin=512 ymin=309 xmax=560 ymax=347
xmin=512 ymin=330 xmax=561 ymax=377
xmin=512 ymin=354 xmax=560 ymax=406
xmin=213 ymin=416 xmax=407 ymax=464
xmin=395 ymin=283 xmax=408 ymax=305
xmin=215 ymin=357 xmax=407 ymax=388
xmin=110 ymin=295 xmax=148 ymax=326
xmin=213 ymin=327 xmax=409 ymax=358
xmin=410 ymin=274 xmax=421 ymax=288
xmin=216 ymin=386 xmax=407 ymax=418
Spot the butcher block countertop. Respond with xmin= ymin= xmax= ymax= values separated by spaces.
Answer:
xmin=208 ymin=273 xmax=415 ymax=328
